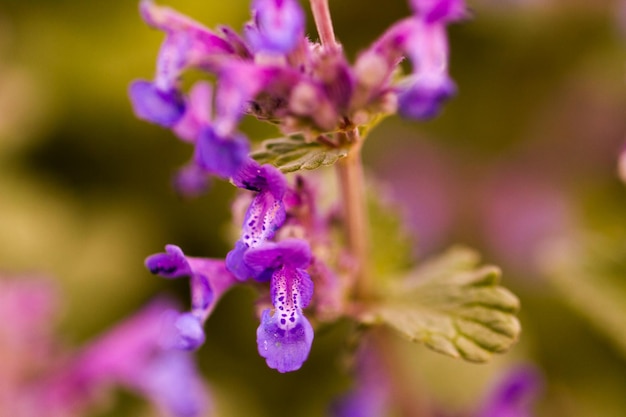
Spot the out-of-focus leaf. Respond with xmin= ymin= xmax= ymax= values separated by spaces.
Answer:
xmin=541 ymin=233 xmax=626 ymax=359
xmin=359 ymin=247 xmax=521 ymax=362
xmin=251 ymin=135 xmax=349 ymax=173
xmin=367 ymin=190 xmax=415 ymax=281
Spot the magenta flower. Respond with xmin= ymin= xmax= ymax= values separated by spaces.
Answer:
xmin=0 ymin=276 xmax=211 ymax=417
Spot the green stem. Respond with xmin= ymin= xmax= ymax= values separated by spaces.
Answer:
xmin=309 ymin=0 xmax=369 ymax=297
xmin=336 ymin=129 xmax=370 ymax=298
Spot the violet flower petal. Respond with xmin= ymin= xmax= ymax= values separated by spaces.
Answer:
xmin=145 ymin=244 xmax=191 ymax=278
xmin=194 ymin=127 xmax=250 ymax=178
xmin=225 ymin=166 xmax=289 ymax=280
xmin=244 ymin=239 xmax=312 ymax=272
xmin=225 ymin=240 xmax=258 ymax=281
xmin=397 ymin=75 xmax=456 ymax=120
xmin=173 ymin=163 xmax=212 ymax=197
xmin=172 ymin=81 xmax=213 ymax=143
xmin=232 ymin=159 xmax=287 ymax=199
xmin=330 ymin=341 xmax=391 ymax=417
xmin=44 ymin=299 xmax=211 ymax=417
xmin=410 ymin=0 xmax=468 ymax=23
xmin=146 ymin=246 xmax=238 ymax=348
xmin=256 ymin=308 xmax=313 ymax=373
xmin=129 ymin=80 xmax=186 ymax=127
xmin=398 ymin=20 xmax=456 ymax=120
xmin=478 ymin=365 xmax=543 ymax=417
xmin=140 ymin=0 xmax=234 ymax=90
xmin=161 ymin=311 xmax=206 ymax=351
xmin=248 ymin=0 xmax=305 ymax=53
xmin=138 ymin=349 xmax=211 ymax=417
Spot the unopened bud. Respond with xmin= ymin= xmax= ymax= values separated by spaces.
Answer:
xmin=354 ymin=52 xmax=389 ymax=88
xmin=290 ymin=82 xmax=319 ymax=115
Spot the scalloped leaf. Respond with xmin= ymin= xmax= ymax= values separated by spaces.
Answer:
xmin=251 ymin=135 xmax=349 ymax=173
xmin=359 ymin=247 xmax=521 ymax=362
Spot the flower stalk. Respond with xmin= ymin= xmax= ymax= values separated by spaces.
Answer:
xmin=310 ymin=0 xmax=338 ymax=48
xmin=336 ymin=129 xmax=371 ymax=299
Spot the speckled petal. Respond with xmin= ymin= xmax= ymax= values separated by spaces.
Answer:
xmin=244 ymin=239 xmax=312 ymax=272
xmin=256 ymin=308 xmax=313 ymax=373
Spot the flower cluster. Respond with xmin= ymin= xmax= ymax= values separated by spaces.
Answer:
xmin=131 ymin=0 xmax=466 ymax=373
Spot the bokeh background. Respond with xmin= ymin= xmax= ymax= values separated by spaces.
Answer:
xmin=1 ymin=0 xmax=625 ymax=416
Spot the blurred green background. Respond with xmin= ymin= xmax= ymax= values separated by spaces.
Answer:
xmin=1 ymin=0 xmax=625 ymax=416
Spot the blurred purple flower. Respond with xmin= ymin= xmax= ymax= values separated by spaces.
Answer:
xmin=397 ymin=19 xmax=456 ymax=120
xmin=194 ymin=127 xmax=250 ymax=179
xmin=330 ymin=341 xmax=391 ymax=417
xmin=480 ymin=171 xmax=572 ymax=274
xmin=129 ymin=80 xmax=186 ymax=127
xmin=0 ymin=277 xmax=211 ymax=417
xmin=246 ymin=0 xmax=305 ymax=53
xmin=478 ymin=365 xmax=543 ymax=417
xmin=42 ymin=299 xmax=211 ymax=417
xmin=410 ymin=0 xmax=468 ymax=23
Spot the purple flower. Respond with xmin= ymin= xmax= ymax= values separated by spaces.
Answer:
xmin=173 ymin=163 xmax=212 ymax=197
xmin=244 ymin=239 xmax=315 ymax=372
xmin=226 ymin=159 xmax=288 ymax=280
xmin=213 ymin=62 xmax=297 ymax=135
xmin=139 ymin=0 xmax=235 ymax=89
xmin=194 ymin=127 xmax=250 ymax=179
xmin=246 ymin=0 xmax=305 ymax=54
xmin=129 ymin=80 xmax=186 ymax=127
xmin=146 ymin=245 xmax=238 ymax=350
xmin=409 ymin=0 xmax=468 ymax=23
xmin=397 ymin=73 xmax=456 ymax=120
xmin=330 ymin=341 xmax=391 ymax=417
xmin=478 ymin=365 xmax=543 ymax=417
xmin=172 ymin=81 xmax=213 ymax=143
xmin=34 ymin=299 xmax=211 ymax=417
xmin=398 ymin=20 xmax=456 ymax=120
xmin=129 ymin=0 xmax=237 ymax=127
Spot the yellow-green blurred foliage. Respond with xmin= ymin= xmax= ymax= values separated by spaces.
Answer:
xmin=1 ymin=0 xmax=625 ymax=416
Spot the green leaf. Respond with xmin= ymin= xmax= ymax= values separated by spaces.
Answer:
xmin=367 ymin=191 xmax=415 ymax=281
xmin=359 ymin=247 xmax=521 ymax=362
xmin=541 ymin=232 xmax=626 ymax=360
xmin=251 ymin=135 xmax=349 ymax=173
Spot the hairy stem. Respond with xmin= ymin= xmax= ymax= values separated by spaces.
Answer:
xmin=310 ymin=0 xmax=338 ymax=48
xmin=336 ymin=129 xmax=370 ymax=298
